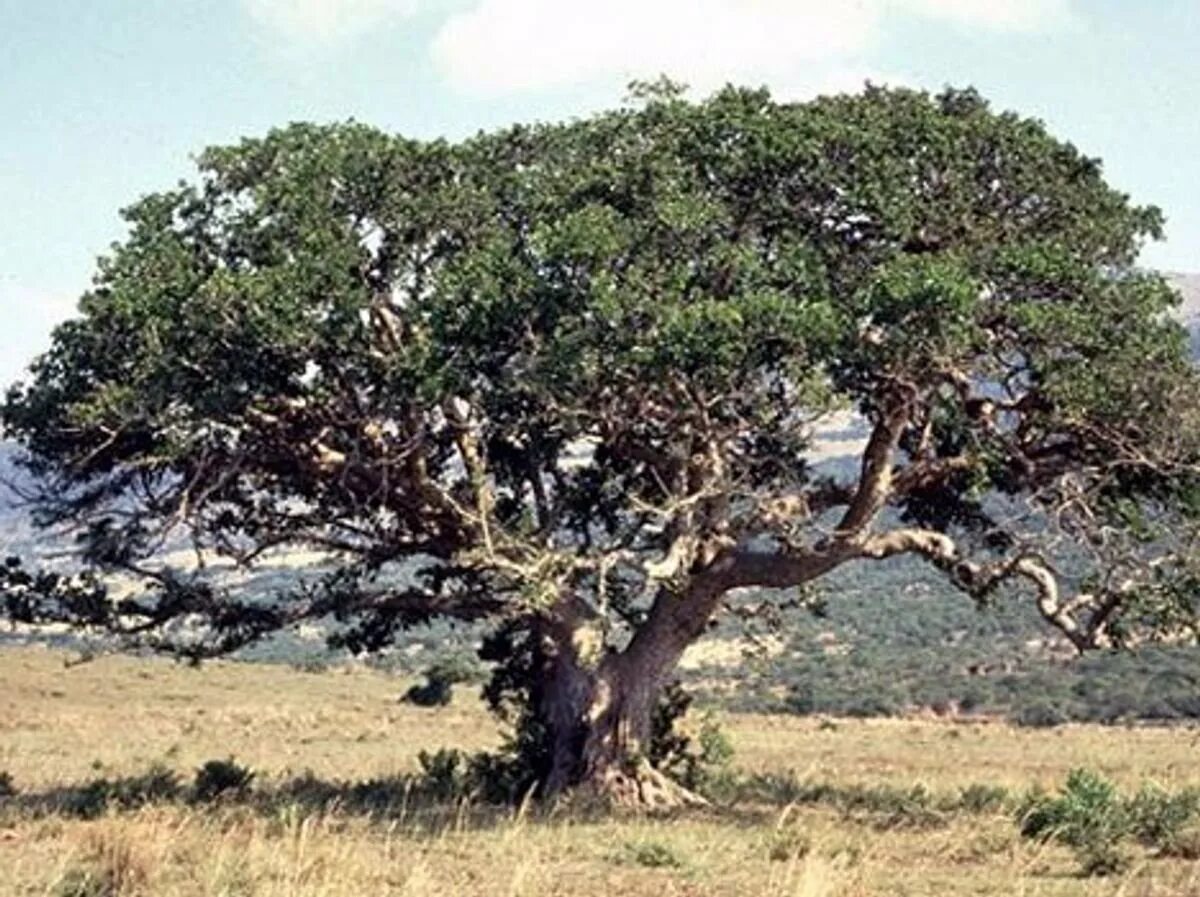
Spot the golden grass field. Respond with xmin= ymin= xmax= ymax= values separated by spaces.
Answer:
xmin=1 ymin=645 xmax=1199 ymax=896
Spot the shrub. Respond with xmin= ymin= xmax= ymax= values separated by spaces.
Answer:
xmin=1017 ymin=769 xmax=1131 ymax=876
xmin=957 ymin=784 xmax=1009 ymax=814
xmin=402 ymin=678 xmax=453 ymax=707
xmin=846 ymin=784 xmax=944 ymax=830
xmin=53 ymin=826 xmax=155 ymax=897
xmin=765 ymin=827 xmax=812 ymax=862
xmin=291 ymin=658 xmax=330 ymax=674
xmin=112 ymin=766 xmax=180 ymax=809
xmin=1159 ymin=826 xmax=1200 ymax=861
xmin=1077 ymin=842 xmax=1132 ymax=877
xmin=618 ymin=840 xmax=687 ymax=869
xmin=402 ymin=654 xmax=486 ymax=707
xmin=53 ymin=868 xmax=109 ymax=897
xmin=1127 ymin=784 xmax=1200 ymax=856
xmin=1010 ymin=701 xmax=1069 ymax=729
xmin=414 ymin=749 xmax=471 ymax=801
xmin=841 ymin=694 xmax=901 ymax=719
xmin=60 ymin=766 xmax=181 ymax=818
xmin=192 ymin=759 xmax=255 ymax=802
xmin=0 ymin=770 xmax=15 ymax=798
xmin=644 ymin=681 xmax=736 ymax=795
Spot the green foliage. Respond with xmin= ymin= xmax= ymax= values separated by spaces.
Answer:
xmin=7 ymin=81 xmax=1192 ymax=655
xmin=618 ymin=840 xmax=688 ymax=869
xmin=1010 ymin=701 xmax=1070 ymax=729
xmin=192 ymin=758 xmax=255 ymax=803
xmin=414 ymin=749 xmax=471 ymax=801
xmin=704 ymin=558 xmax=1200 ymax=726
xmin=408 ymin=746 xmax=541 ymax=805
xmin=649 ymin=681 xmax=735 ymax=791
xmin=1127 ymin=784 xmax=1200 ymax=857
xmin=403 ymin=653 xmax=486 ymax=707
xmin=728 ymin=774 xmax=951 ymax=830
xmin=55 ymin=766 xmax=182 ymax=819
xmin=5 ymin=81 xmax=1198 ymax=800
xmin=1018 ymin=770 xmax=1126 ymax=846
xmin=764 ymin=827 xmax=812 ymax=862
xmin=53 ymin=868 xmax=121 ymax=897
xmin=957 ymin=783 xmax=1009 ymax=814
xmin=402 ymin=678 xmax=453 ymax=708
xmin=1013 ymin=770 xmax=1200 ymax=875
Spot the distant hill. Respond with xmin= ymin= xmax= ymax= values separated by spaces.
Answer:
xmin=0 ymin=443 xmax=43 ymax=561
xmin=1170 ymin=273 xmax=1200 ymax=357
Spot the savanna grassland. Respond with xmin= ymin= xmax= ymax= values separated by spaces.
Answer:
xmin=2 ymin=647 xmax=1199 ymax=896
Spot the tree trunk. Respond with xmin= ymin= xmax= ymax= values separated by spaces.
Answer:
xmin=531 ymin=622 xmax=597 ymax=797
xmin=573 ymin=657 xmax=707 ymax=808
xmin=533 ymin=575 xmax=729 ymax=807
xmin=533 ymin=654 xmax=705 ymax=807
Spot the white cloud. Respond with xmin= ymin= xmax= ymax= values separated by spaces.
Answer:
xmin=243 ymin=0 xmax=420 ymax=43
xmin=893 ymin=0 xmax=1075 ymax=31
xmin=430 ymin=0 xmax=1075 ymax=97
xmin=431 ymin=0 xmax=882 ymax=96
xmin=0 ymin=280 xmax=76 ymax=389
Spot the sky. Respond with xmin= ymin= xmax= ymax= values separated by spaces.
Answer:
xmin=1 ymin=0 xmax=1198 ymax=387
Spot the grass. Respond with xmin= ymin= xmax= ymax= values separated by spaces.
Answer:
xmin=2 ymin=646 xmax=1200 ymax=896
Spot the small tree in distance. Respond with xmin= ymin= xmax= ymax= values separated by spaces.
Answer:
xmin=4 ymin=82 xmax=1199 ymax=805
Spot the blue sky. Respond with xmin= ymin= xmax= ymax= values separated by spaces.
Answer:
xmin=2 ymin=0 xmax=1197 ymax=387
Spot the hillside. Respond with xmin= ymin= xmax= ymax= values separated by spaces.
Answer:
xmin=1174 ymin=272 xmax=1200 ymax=354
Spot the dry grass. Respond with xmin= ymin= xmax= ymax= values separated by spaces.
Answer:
xmin=2 ymin=646 xmax=1199 ymax=896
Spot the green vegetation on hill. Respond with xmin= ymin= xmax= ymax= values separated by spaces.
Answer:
xmin=692 ymin=558 xmax=1200 ymax=726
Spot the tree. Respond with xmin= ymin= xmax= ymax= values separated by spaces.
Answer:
xmin=4 ymin=84 xmax=1199 ymax=804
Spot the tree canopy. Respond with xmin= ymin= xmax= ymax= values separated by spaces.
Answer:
xmin=5 ymin=83 xmax=1199 ymax=801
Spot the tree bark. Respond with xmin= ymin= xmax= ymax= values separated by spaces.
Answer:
xmin=571 ymin=656 xmax=707 ymax=808
xmin=533 ymin=634 xmax=698 ymax=806
xmin=531 ymin=574 xmax=732 ymax=806
xmin=531 ymin=618 xmax=597 ymax=797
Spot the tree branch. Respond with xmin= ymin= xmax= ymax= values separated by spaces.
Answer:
xmin=860 ymin=527 xmax=1101 ymax=651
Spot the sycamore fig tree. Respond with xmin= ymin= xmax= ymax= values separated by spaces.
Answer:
xmin=4 ymin=84 xmax=1200 ymax=805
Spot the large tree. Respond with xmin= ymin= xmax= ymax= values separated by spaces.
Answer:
xmin=4 ymin=84 xmax=1199 ymax=804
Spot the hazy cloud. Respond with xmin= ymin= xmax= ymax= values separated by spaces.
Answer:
xmin=431 ymin=0 xmax=881 ymax=96
xmin=0 ymin=280 xmax=75 ymax=389
xmin=243 ymin=0 xmax=420 ymax=43
xmin=431 ymin=0 xmax=1075 ymax=96
xmin=894 ymin=0 xmax=1075 ymax=31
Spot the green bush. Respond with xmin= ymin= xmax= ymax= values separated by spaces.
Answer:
xmin=957 ymin=783 xmax=1009 ymax=814
xmin=402 ymin=678 xmax=453 ymax=707
xmin=53 ymin=868 xmax=112 ymax=897
xmin=1159 ymin=826 xmax=1200 ymax=861
xmin=1010 ymin=700 xmax=1069 ymax=728
xmin=1017 ymin=772 xmax=1200 ymax=873
xmin=618 ymin=840 xmax=687 ymax=869
xmin=1127 ymin=784 xmax=1200 ymax=856
xmin=192 ymin=759 xmax=255 ymax=802
xmin=414 ymin=749 xmax=471 ymax=801
xmin=1017 ymin=769 xmax=1131 ymax=875
xmin=402 ymin=654 xmax=486 ymax=707
xmin=58 ymin=766 xmax=181 ymax=818
xmin=765 ymin=827 xmax=812 ymax=862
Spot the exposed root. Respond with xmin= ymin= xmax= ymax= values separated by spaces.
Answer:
xmin=582 ymin=760 xmax=709 ymax=811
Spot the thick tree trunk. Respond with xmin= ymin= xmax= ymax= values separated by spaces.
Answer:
xmin=532 ymin=627 xmax=597 ymax=797
xmin=573 ymin=657 xmax=707 ymax=808
xmin=533 ymin=635 xmax=683 ymax=805
xmin=533 ymin=574 xmax=730 ymax=807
